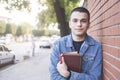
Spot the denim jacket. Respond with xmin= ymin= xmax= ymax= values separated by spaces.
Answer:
xmin=49 ymin=34 xmax=102 ymax=80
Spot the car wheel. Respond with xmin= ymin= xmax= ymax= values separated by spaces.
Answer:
xmin=11 ymin=55 xmax=16 ymax=64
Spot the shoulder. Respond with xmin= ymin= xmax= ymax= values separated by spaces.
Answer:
xmin=52 ymin=34 xmax=72 ymax=48
xmin=86 ymin=35 xmax=101 ymax=46
xmin=55 ymin=34 xmax=71 ymax=43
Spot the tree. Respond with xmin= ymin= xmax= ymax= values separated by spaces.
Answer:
xmin=53 ymin=0 xmax=70 ymax=37
xmin=0 ymin=0 xmax=30 ymax=11
xmin=16 ymin=26 xmax=22 ymax=37
xmin=20 ymin=22 xmax=32 ymax=35
xmin=37 ymin=6 xmax=57 ymax=30
xmin=5 ymin=23 xmax=12 ymax=34
xmin=37 ymin=10 xmax=48 ymax=29
xmin=0 ymin=20 xmax=6 ymax=35
xmin=10 ymin=23 xmax=17 ymax=35
xmin=32 ymin=29 xmax=44 ymax=37
xmin=0 ymin=0 xmax=80 ymax=37
xmin=5 ymin=23 xmax=17 ymax=35
xmin=40 ymin=0 xmax=80 ymax=37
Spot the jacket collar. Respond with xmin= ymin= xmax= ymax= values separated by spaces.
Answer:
xmin=66 ymin=34 xmax=95 ymax=48
xmin=66 ymin=34 xmax=95 ymax=55
xmin=66 ymin=34 xmax=73 ymax=47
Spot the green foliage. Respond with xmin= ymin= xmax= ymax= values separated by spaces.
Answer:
xmin=32 ymin=29 xmax=60 ymax=37
xmin=0 ymin=21 xmax=17 ymax=36
xmin=15 ymin=22 xmax=32 ymax=37
xmin=44 ymin=29 xmax=60 ymax=36
xmin=5 ymin=23 xmax=11 ymax=34
xmin=45 ymin=0 xmax=80 ymax=21
xmin=0 ymin=0 xmax=30 ymax=11
xmin=59 ymin=0 xmax=80 ymax=21
xmin=10 ymin=23 xmax=17 ymax=35
xmin=37 ymin=0 xmax=80 ymax=29
xmin=49 ymin=30 xmax=60 ymax=36
xmin=44 ymin=28 xmax=51 ymax=36
xmin=37 ymin=5 xmax=56 ymax=28
xmin=37 ymin=10 xmax=47 ymax=29
xmin=0 ymin=20 xmax=32 ymax=37
xmin=20 ymin=22 xmax=32 ymax=35
xmin=0 ymin=20 xmax=6 ymax=35
xmin=16 ymin=26 xmax=22 ymax=37
xmin=0 ymin=0 xmax=80 ymax=37
xmin=32 ymin=29 xmax=44 ymax=37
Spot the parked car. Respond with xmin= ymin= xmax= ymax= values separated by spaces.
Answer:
xmin=0 ymin=37 xmax=6 ymax=44
xmin=39 ymin=39 xmax=51 ymax=48
xmin=0 ymin=44 xmax=15 ymax=67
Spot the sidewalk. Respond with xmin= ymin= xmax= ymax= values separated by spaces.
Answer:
xmin=0 ymin=52 xmax=50 ymax=80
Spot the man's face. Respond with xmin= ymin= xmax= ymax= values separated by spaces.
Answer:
xmin=69 ymin=12 xmax=90 ymax=37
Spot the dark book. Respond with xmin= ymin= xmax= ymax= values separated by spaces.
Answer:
xmin=62 ymin=52 xmax=82 ymax=72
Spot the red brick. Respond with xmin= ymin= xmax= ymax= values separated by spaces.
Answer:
xmin=104 ymin=2 xmax=120 ymax=19
xmin=103 ymin=51 xmax=120 ymax=70
xmin=90 ymin=11 xmax=120 ymax=29
xmin=103 ymin=73 xmax=109 ymax=80
xmin=118 ymin=49 xmax=120 ymax=58
xmin=90 ymin=0 xmax=101 ymax=16
xmin=109 ymin=13 xmax=120 ymax=26
xmin=102 ymin=25 xmax=120 ymax=36
xmin=102 ymin=44 xmax=119 ymax=57
xmin=103 ymin=59 xmax=120 ymax=79
xmin=87 ymin=0 xmax=96 ymax=12
xmin=103 ymin=61 xmax=116 ymax=80
xmin=90 ymin=0 xmax=107 ymax=22
xmin=90 ymin=0 xmax=120 ymax=27
xmin=87 ymin=0 xmax=120 ymax=80
xmin=92 ymin=2 xmax=120 ymax=27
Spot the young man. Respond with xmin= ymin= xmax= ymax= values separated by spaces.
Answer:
xmin=49 ymin=7 xmax=102 ymax=80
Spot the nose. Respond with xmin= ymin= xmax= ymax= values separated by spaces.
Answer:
xmin=77 ymin=21 xmax=82 ymax=27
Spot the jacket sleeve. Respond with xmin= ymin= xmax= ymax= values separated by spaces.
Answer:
xmin=70 ymin=44 xmax=102 ymax=80
xmin=49 ymin=42 xmax=68 ymax=80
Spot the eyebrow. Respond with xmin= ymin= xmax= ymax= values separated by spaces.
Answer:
xmin=72 ymin=18 xmax=88 ymax=21
xmin=81 ymin=19 xmax=88 ymax=21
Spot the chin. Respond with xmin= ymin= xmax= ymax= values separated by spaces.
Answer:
xmin=76 ymin=33 xmax=86 ymax=37
xmin=72 ymin=32 xmax=86 ymax=36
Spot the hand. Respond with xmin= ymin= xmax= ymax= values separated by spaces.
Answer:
xmin=57 ymin=54 xmax=70 ymax=78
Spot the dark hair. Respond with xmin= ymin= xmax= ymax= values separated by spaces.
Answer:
xmin=70 ymin=7 xmax=90 ymax=21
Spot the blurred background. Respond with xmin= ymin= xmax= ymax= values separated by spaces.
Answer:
xmin=0 ymin=0 xmax=119 ymax=80
xmin=0 ymin=0 xmax=81 ymax=80
xmin=0 ymin=0 xmax=81 ymax=66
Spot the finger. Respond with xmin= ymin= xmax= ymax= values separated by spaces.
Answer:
xmin=60 ymin=54 xmax=63 ymax=64
xmin=61 ymin=55 xmax=65 ymax=64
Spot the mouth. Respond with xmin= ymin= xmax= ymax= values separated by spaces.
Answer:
xmin=75 ymin=28 xmax=84 ymax=31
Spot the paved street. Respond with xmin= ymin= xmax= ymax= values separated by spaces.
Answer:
xmin=0 ymin=48 xmax=50 ymax=80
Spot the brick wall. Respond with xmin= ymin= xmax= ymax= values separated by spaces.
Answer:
xmin=86 ymin=0 xmax=120 ymax=80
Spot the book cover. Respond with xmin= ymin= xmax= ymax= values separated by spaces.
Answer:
xmin=62 ymin=52 xmax=82 ymax=72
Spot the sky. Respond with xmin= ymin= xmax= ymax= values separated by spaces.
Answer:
xmin=0 ymin=0 xmax=47 ymax=27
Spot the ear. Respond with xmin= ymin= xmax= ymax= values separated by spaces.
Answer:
xmin=69 ymin=21 xmax=71 ymax=29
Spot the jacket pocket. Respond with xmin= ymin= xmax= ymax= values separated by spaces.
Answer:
xmin=82 ymin=54 xmax=95 ymax=72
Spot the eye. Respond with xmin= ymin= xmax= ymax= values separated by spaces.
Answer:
xmin=72 ymin=19 xmax=78 ymax=22
xmin=81 ymin=20 xmax=87 ymax=23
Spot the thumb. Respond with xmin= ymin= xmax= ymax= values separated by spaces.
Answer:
xmin=61 ymin=55 xmax=65 ymax=63
xmin=60 ymin=54 xmax=65 ymax=64
xmin=61 ymin=54 xmax=65 ymax=64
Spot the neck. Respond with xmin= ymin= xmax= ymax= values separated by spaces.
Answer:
xmin=72 ymin=34 xmax=86 ymax=41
